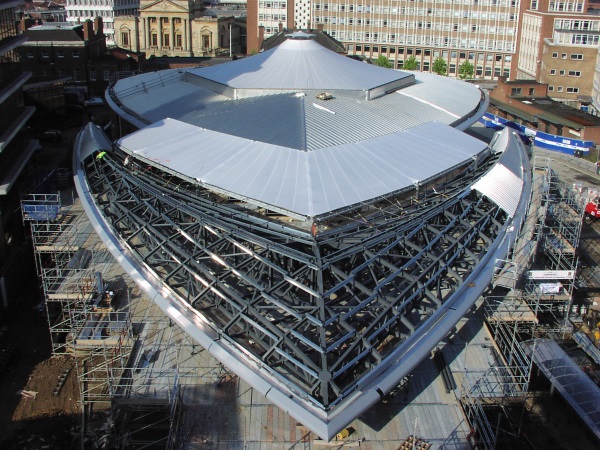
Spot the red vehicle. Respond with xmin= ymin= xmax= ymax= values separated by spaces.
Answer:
xmin=585 ymin=198 xmax=600 ymax=221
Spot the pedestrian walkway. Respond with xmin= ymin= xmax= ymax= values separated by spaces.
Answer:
xmin=533 ymin=147 xmax=600 ymax=183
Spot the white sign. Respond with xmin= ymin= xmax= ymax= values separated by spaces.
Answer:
xmin=528 ymin=270 xmax=575 ymax=280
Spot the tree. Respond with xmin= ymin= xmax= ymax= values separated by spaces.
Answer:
xmin=402 ymin=55 xmax=418 ymax=70
xmin=458 ymin=60 xmax=474 ymax=80
xmin=375 ymin=54 xmax=393 ymax=68
xmin=432 ymin=57 xmax=447 ymax=76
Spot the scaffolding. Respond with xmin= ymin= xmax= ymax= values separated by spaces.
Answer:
xmin=460 ymin=159 xmax=585 ymax=449
xmin=21 ymin=191 xmax=195 ymax=448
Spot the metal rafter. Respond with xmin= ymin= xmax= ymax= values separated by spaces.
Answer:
xmin=84 ymin=149 xmax=506 ymax=408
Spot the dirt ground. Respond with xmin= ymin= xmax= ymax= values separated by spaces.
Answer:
xmin=0 ymin=258 xmax=81 ymax=450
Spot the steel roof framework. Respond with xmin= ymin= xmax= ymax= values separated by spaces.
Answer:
xmin=83 ymin=150 xmax=507 ymax=411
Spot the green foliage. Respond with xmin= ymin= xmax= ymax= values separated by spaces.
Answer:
xmin=402 ymin=55 xmax=418 ymax=71
xmin=375 ymin=54 xmax=393 ymax=68
xmin=250 ymin=49 xmax=259 ymax=55
xmin=432 ymin=57 xmax=447 ymax=76
xmin=458 ymin=60 xmax=475 ymax=80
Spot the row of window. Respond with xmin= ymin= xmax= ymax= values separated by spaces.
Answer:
xmin=148 ymin=33 xmax=184 ymax=48
xmin=331 ymin=30 xmax=515 ymax=52
xmin=555 ymin=33 xmax=600 ymax=46
xmin=554 ymin=19 xmax=600 ymax=31
xmin=548 ymin=1 xmax=584 ymax=12
xmin=313 ymin=5 xmax=517 ymax=21
xmin=316 ymin=17 xmax=517 ymax=35
xmin=549 ymin=69 xmax=581 ymax=77
xmin=313 ymin=0 xmax=518 ymax=14
xmin=148 ymin=17 xmax=183 ymax=24
xmin=27 ymin=49 xmax=81 ymax=58
xmin=258 ymin=14 xmax=286 ymax=21
xmin=68 ymin=10 xmax=116 ymax=18
xmin=391 ymin=59 xmax=510 ymax=78
xmin=548 ymin=86 xmax=580 ymax=93
xmin=67 ymin=0 xmax=137 ymax=5
xmin=258 ymin=1 xmax=286 ymax=8
xmin=31 ymin=68 xmax=109 ymax=81
xmin=551 ymin=52 xmax=584 ymax=60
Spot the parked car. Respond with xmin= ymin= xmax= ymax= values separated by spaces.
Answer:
xmin=38 ymin=129 xmax=63 ymax=142
xmin=84 ymin=97 xmax=104 ymax=107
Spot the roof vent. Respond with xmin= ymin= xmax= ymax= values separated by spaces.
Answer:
xmin=316 ymin=92 xmax=334 ymax=101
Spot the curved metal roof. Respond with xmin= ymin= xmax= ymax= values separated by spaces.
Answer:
xmin=185 ymin=35 xmax=414 ymax=95
xmin=117 ymin=119 xmax=488 ymax=218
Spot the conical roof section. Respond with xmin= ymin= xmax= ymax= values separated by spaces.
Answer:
xmin=186 ymin=33 xmax=414 ymax=95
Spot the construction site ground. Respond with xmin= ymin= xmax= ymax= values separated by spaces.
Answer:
xmin=0 ymin=258 xmax=81 ymax=450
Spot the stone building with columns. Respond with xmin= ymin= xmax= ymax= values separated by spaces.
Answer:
xmin=114 ymin=0 xmax=241 ymax=57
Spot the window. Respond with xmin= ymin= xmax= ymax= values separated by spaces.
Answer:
xmin=151 ymin=33 xmax=158 ymax=46
xmin=568 ymin=70 xmax=581 ymax=76
xmin=557 ymin=86 xmax=563 ymax=92
xmin=176 ymin=34 xmax=183 ymax=48
xmin=561 ymin=53 xmax=567 ymax=59
xmin=531 ymin=0 xmax=538 ymax=9
xmin=27 ymin=50 xmax=34 ymax=58
xmin=529 ymin=88 xmax=535 ymax=95
xmin=163 ymin=34 xmax=169 ymax=47
xmin=74 ymin=69 xmax=81 ymax=81
xmin=552 ymin=52 xmax=558 ymax=58
xmin=103 ymin=69 xmax=110 ymax=81
xmin=90 ymin=70 xmax=96 ymax=81
xmin=202 ymin=35 xmax=210 ymax=48
xmin=550 ymin=69 xmax=556 ymax=75
xmin=57 ymin=50 xmax=64 ymax=58
xmin=121 ymin=32 xmax=129 ymax=46
xmin=511 ymin=87 xmax=522 ymax=96
xmin=571 ymin=54 xmax=583 ymax=60
xmin=42 ymin=50 xmax=49 ymax=58
xmin=548 ymin=85 xmax=554 ymax=91
xmin=73 ymin=50 xmax=79 ymax=58
xmin=559 ymin=70 xmax=565 ymax=75
xmin=567 ymin=87 xmax=579 ymax=93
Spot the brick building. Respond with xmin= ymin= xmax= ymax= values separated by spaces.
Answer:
xmin=490 ymin=77 xmax=600 ymax=142
xmin=19 ymin=18 xmax=138 ymax=98
xmin=516 ymin=0 xmax=600 ymax=106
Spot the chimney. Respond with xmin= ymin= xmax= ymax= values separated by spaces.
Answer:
xmin=94 ymin=16 xmax=103 ymax=36
xmin=258 ymin=25 xmax=265 ymax=50
xmin=278 ymin=22 xmax=283 ymax=32
xmin=20 ymin=17 xmax=34 ymax=32
xmin=83 ymin=19 xmax=94 ymax=40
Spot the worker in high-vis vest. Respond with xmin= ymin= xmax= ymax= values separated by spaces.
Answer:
xmin=96 ymin=151 xmax=107 ymax=160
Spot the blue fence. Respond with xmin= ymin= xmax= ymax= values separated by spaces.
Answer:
xmin=479 ymin=112 xmax=595 ymax=155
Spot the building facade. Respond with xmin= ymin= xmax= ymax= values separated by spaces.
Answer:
xmin=248 ymin=0 xmax=522 ymax=79
xmin=517 ymin=0 xmax=600 ymax=105
xmin=114 ymin=0 xmax=241 ymax=57
xmin=65 ymin=0 xmax=139 ymax=46
xmin=0 ymin=0 xmax=36 ymax=316
xmin=19 ymin=18 xmax=134 ymax=97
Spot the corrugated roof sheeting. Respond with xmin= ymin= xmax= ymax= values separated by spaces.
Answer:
xmin=304 ymin=93 xmax=455 ymax=151
xmin=179 ymin=93 xmax=307 ymax=150
xmin=117 ymin=119 xmax=486 ymax=217
xmin=185 ymin=38 xmax=413 ymax=92
xmin=113 ymin=70 xmax=228 ymax=121
xmin=471 ymin=128 xmax=524 ymax=217
xmin=401 ymin=72 xmax=482 ymax=119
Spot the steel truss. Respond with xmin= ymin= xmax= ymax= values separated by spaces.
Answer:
xmin=83 ymin=149 xmax=507 ymax=409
